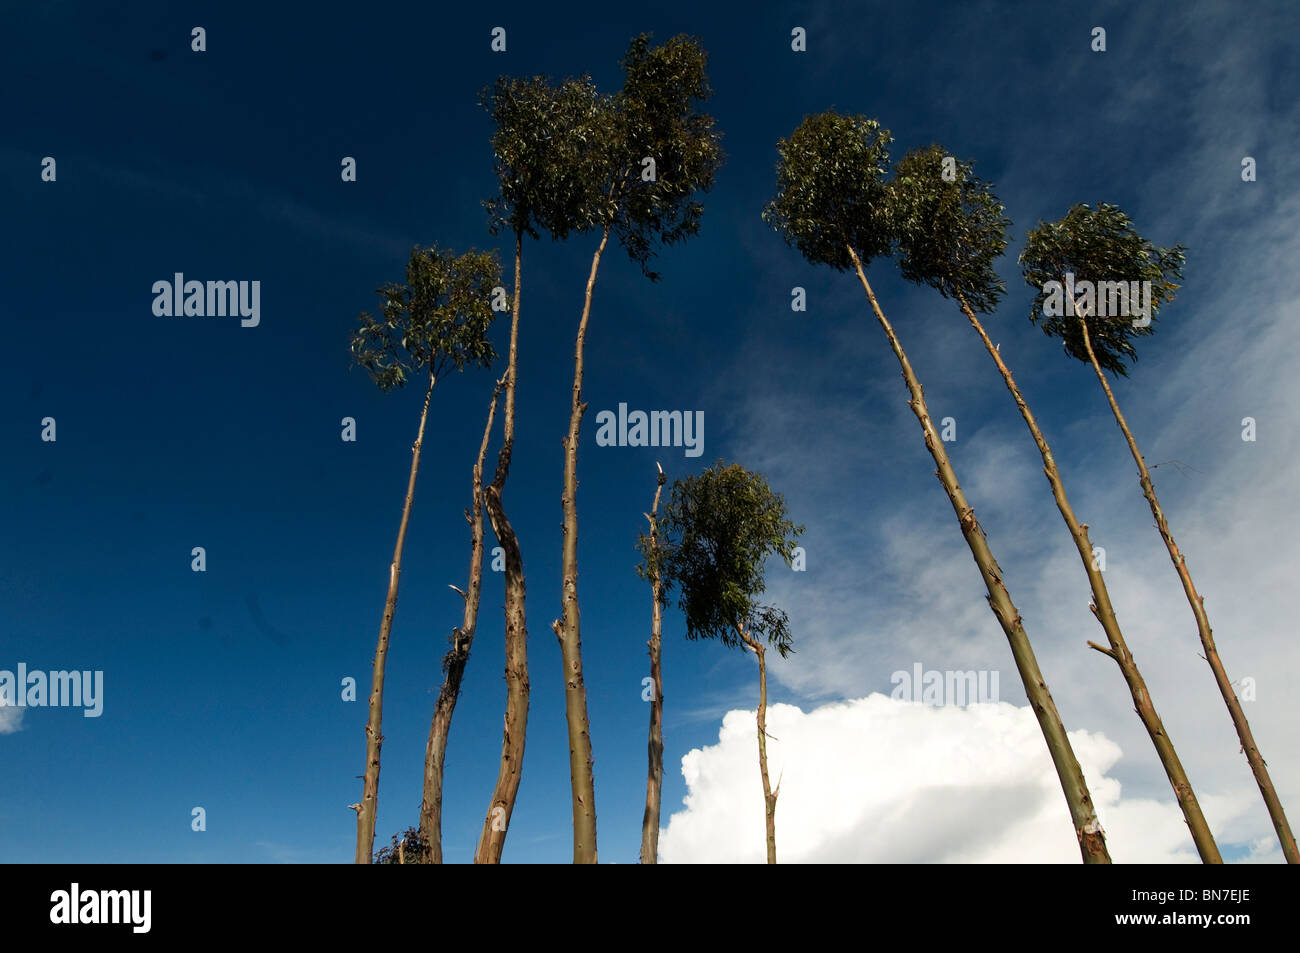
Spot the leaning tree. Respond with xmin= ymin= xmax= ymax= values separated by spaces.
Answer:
xmin=349 ymin=244 xmax=501 ymax=864
xmin=889 ymin=148 xmax=1221 ymax=863
xmin=763 ymin=111 xmax=1111 ymax=863
xmin=1020 ymin=202 xmax=1295 ymax=863
xmin=655 ymin=460 xmax=804 ymax=864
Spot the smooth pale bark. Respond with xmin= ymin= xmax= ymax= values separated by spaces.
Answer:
xmin=420 ymin=377 xmax=503 ymax=863
xmin=1078 ymin=306 xmax=1285 ymax=862
xmin=847 ymin=246 xmax=1110 ymax=863
xmin=640 ymin=465 xmax=667 ymax=864
xmin=476 ymin=231 xmax=531 ymax=864
xmin=354 ymin=371 xmax=437 ymax=864
xmin=959 ymin=292 xmax=1221 ymax=864
xmin=737 ymin=624 xmax=778 ymax=864
xmin=553 ymin=226 xmax=611 ymax=864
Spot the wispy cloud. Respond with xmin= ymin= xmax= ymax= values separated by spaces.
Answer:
xmin=695 ymin=0 xmax=1300 ymax=859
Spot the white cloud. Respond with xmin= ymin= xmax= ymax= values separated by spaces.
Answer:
xmin=659 ymin=695 xmax=1259 ymax=863
xmin=703 ymin=9 xmax=1300 ymax=860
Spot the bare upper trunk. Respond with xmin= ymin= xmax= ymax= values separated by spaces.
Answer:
xmin=354 ymin=372 xmax=437 ymax=864
xmin=640 ymin=465 xmax=667 ymax=864
xmin=736 ymin=624 xmax=778 ymax=863
xmin=419 ymin=377 xmax=503 ymax=863
xmin=848 ymin=247 xmax=1110 ymax=863
xmin=553 ymin=226 xmax=611 ymax=864
xmin=1074 ymin=305 xmax=1230 ymax=862
xmin=963 ymin=291 xmax=1222 ymax=862
xmin=476 ymin=231 xmax=531 ymax=864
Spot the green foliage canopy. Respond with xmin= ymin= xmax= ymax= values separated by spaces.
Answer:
xmin=1019 ymin=203 xmax=1186 ymax=376
xmin=651 ymin=461 xmax=804 ymax=658
xmin=481 ymin=74 xmax=615 ymax=242
xmin=762 ymin=111 xmax=893 ymax=271
xmin=483 ymin=35 xmax=723 ymax=280
xmin=351 ymin=245 xmax=503 ymax=391
xmin=610 ymin=33 xmax=725 ymax=279
xmin=889 ymin=145 xmax=1011 ymax=313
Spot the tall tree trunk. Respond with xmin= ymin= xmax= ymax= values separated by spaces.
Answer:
xmin=847 ymin=246 xmax=1111 ymax=863
xmin=476 ymin=230 xmax=531 ymax=864
xmin=1076 ymin=304 xmax=1287 ymax=861
xmin=553 ymin=226 xmax=611 ymax=864
xmin=420 ymin=377 xmax=503 ymax=863
xmin=354 ymin=371 xmax=437 ymax=864
xmin=737 ymin=624 xmax=778 ymax=863
xmin=960 ymin=292 xmax=1223 ymax=864
xmin=640 ymin=464 xmax=667 ymax=864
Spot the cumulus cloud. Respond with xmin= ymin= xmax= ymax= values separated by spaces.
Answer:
xmin=659 ymin=695 xmax=1258 ymax=863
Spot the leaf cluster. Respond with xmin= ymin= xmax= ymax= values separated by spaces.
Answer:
xmin=1019 ymin=203 xmax=1186 ymax=376
xmin=762 ymin=111 xmax=893 ymax=271
xmin=651 ymin=460 xmax=804 ymax=657
xmin=374 ymin=825 xmax=429 ymax=864
xmin=481 ymin=34 xmax=724 ymax=281
xmin=481 ymin=74 xmax=615 ymax=241
xmin=610 ymin=33 xmax=725 ymax=279
xmin=351 ymin=245 xmax=503 ymax=391
xmin=634 ymin=469 xmax=669 ymax=600
xmin=889 ymin=144 xmax=1010 ymax=312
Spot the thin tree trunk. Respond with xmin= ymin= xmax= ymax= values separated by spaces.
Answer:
xmin=846 ymin=246 xmax=1111 ymax=863
xmin=354 ymin=371 xmax=437 ymax=864
xmin=960 ymin=292 xmax=1222 ymax=864
xmin=737 ymin=624 xmax=778 ymax=864
xmin=419 ymin=376 xmax=503 ymax=863
xmin=476 ymin=230 xmax=531 ymax=864
xmin=640 ymin=464 xmax=667 ymax=864
xmin=553 ymin=226 xmax=611 ymax=864
xmin=1077 ymin=305 xmax=1282 ymax=862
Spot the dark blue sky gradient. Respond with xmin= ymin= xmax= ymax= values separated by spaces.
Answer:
xmin=2 ymin=1 xmax=1296 ymax=862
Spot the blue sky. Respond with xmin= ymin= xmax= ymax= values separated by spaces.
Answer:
xmin=2 ymin=1 xmax=1298 ymax=863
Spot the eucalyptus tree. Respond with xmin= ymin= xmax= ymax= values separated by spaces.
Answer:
xmin=656 ymin=461 xmax=804 ymax=864
xmin=762 ymin=112 xmax=1111 ymax=863
xmin=419 ymin=377 xmax=502 ymax=864
xmin=348 ymin=244 xmax=501 ymax=864
xmin=891 ymin=148 xmax=1222 ymax=863
xmin=552 ymin=33 xmax=723 ymax=863
xmin=460 ymin=73 xmax=614 ymax=864
xmin=634 ymin=463 xmax=667 ymax=863
xmin=1021 ymin=203 xmax=1296 ymax=863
